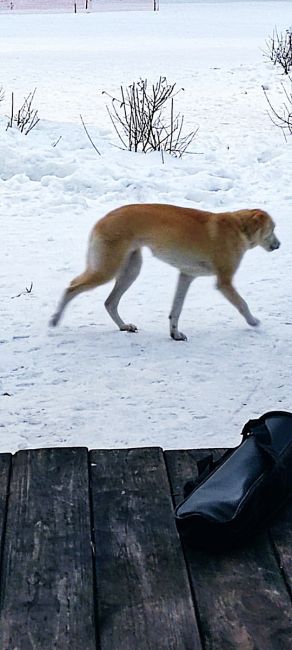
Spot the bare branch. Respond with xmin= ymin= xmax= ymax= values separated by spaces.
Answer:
xmin=262 ymin=83 xmax=292 ymax=136
xmin=80 ymin=114 xmax=101 ymax=155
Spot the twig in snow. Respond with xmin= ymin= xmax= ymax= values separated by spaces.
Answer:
xmin=52 ymin=136 xmax=62 ymax=148
xmin=80 ymin=114 xmax=101 ymax=155
xmin=11 ymin=282 xmax=33 ymax=299
xmin=6 ymin=91 xmax=14 ymax=130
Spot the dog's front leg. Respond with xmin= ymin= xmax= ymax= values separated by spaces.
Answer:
xmin=169 ymin=272 xmax=194 ymax=340
xmin=216 ymin=277 xmax=260 ymax=327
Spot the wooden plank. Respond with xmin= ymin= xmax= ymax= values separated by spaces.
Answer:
xmin=0 ymin=448 xmax=96 ymax=650
xmin=0 ymin=453 xmax=12 ymax=562
xmin=270 ymin=500 xmax=292 ymax=600
xmin=165 ymin=449 xmax=292 ymax=650
xmin=90 ymin=447 xmax=202 ymax=650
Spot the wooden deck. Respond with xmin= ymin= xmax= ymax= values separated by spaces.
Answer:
xmin=0 ymin=446 xmax=291 ymax=649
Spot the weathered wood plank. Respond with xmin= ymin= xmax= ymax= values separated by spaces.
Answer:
xmin=0 ymin=453 xmax=12 ymax=560
xmin=165 ymin=449 xmax=292 ymax=650
xmin=270 ymin=501 xmax=292 ymax=600
xmin=0 ymin=448 xmax=96 ymax=650
xmin=90 ymin=447 xmax=202 ymax=650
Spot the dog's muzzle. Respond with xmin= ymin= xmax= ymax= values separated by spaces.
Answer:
xmin=270 ymin=238 xmax=280 ymax=251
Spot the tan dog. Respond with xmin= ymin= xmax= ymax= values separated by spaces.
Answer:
xmin=50 ymin=204 xmax=280 ymax=340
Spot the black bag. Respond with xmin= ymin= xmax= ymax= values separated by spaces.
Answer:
xmin=175 ymin=411 xmax=292 ymax=550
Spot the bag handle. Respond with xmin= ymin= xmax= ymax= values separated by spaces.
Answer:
xmin=183 ymin=449 xmax=233 ymax=497
xmin=241 ymin=418 xmax=279 ymax=461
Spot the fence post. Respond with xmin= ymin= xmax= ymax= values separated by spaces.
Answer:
xmin=154 ymin=0 xmax=159 ymax=11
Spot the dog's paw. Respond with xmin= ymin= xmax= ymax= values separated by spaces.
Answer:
xmin=120 ymin=323 xmax=138 ymax=333
xmin=248 ymin=317 xmax=261 ymax=327
xmin=49 ymin=314 xmax=58 ymax=327
xmin=171 ymin=330 xmax=188 ymax=341
xmin=49 ymin=314 xmax=59 ymax=327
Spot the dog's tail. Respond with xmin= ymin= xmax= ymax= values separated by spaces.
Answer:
xmin=50 ymin=270 xmax=107 ymax=327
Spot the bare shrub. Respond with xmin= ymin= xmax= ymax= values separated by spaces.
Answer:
xmin=264 ymin=28 xmax=292 ymax=74
xmin=103 ymin=77 xmax=198 ymax=158
xmin=6 ymin=88 xmax=39 ymax=134
xmin=262 ymin=82 xmax=292 ymax=138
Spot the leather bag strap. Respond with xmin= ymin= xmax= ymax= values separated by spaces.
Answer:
xmin=241 ymin=419 xmax=279 ymax=461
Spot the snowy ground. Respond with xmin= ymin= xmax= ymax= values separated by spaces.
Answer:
xmin=1 ymin=2 xmax=292 ymax=453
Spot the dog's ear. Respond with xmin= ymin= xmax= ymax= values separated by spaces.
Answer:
xmin=242 ymin=209 xmax=267 ymax=241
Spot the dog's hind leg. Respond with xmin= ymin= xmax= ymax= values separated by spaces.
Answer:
xmin=216 ymin=276 xmax=260 ymax=327
xmin=50 ymin=232 xmax=134 ymax=328
xmin=50 ymin=269 xmax=112 ymax=327
xmin=169 ymin=272 xmax=194 ymax=341
xmin=104 ymin=249 xmax=142 ymax=332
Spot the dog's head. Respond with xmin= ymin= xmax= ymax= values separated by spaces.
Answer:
xmin=242 ymin=209 xmax=280 ymax=252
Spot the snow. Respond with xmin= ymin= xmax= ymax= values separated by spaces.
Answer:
xmin=1 ymin=2 xmax=292 ymax=453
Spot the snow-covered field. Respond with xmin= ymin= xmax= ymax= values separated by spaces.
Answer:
xmin=1 ymin=2 xmax=292 ymax=453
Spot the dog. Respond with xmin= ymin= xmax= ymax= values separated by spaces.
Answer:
xmin=50 ymin=204 xmax=280 ymax=340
